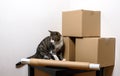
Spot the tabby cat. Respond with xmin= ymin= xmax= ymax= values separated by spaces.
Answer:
xmin=16 ymin=30 xmax=65 ymax=68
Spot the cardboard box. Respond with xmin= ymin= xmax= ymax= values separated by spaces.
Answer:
xmin=74 ymin=71 xmax=96 ymax=76
xmin=35 ymin=68 xmax=50 ymax=76
xmin=103 ymin=66 xmax=114 ymax=76
xmin=63 ymin=37 xmax=75 ymax=61
xmin=35 ymin=68 xmax=96 ymax=76
xmin=62 ymin=10 xmax=100 ymax=37
xmin=75 ymin=38 xmax=115 ymax=67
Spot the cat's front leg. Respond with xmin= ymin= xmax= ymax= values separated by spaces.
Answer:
xmin=43 ymin=55 xmax=50 ymax=59
xmin=62 ymin=58 xmax=66 ymax=61
xmin=50 ymin=50 xmax=59 ymax=60
xmin=52 ymin=54 xmax=59 ymax=60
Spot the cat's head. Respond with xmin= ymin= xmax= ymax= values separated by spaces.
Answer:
xmin=49 ymin=30 xmax=61 ymax=43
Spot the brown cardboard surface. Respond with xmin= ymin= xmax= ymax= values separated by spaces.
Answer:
xmin=75 ymin=38 xmax=115 ymax=67
xmin=35 ymin=68 xmax=50 ymax=76
xmin=74 ymin=71 xmax=96 ymax=76
xmin=103 ymin=66 xmax=114 ymax=76
xmin=62 ymin=10 xmax=100 ymax=37
xmin=63 ymin=37 xmax=75 ymax=61
xmin=34 ymin=67 xmax=96 ymax=76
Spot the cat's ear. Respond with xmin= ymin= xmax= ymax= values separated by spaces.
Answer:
xmin=48 ymin=30 xmax=53 ymax=33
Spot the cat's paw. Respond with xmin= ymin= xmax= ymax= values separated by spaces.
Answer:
xmin=62 ymin=58 xmax=66 ymax=61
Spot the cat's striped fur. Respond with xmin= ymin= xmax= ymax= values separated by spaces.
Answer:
xmin=16 ymin=30 xmax=64 ymax=68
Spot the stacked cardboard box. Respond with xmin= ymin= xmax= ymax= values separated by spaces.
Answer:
xmin=62 ymin=10 xmax=100 ymax=37
xmin=74 ymin=71 xmax=96 ymax=76
xmin=34 ymin=9 xmax=115 ymax=76
xmin=35 ymin=69 xmax=50 ymax=76
xmin=63 ymin=37 xmax=75 ymax=61
xmin=62 ymin=10 xmax=115 ymax=76
xmin=34 ymin=68 xmax=96 ymax=76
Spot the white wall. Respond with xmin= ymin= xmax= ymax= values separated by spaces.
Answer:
xmin=69 ymin=0 xmax=120 ymax=76
xmin=0 ymin=0 xmax=120 ymax=76
xmin=0 ymin=0 xmax=69 ymax=76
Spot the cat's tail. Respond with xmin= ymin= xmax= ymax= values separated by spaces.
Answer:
xmin=16 ymin=55 xmax=37 ymax=68
xmin=16 ymin=58 xmax=32 ymax=68
xmin=16 ymin=61 xmax=25 ymax=68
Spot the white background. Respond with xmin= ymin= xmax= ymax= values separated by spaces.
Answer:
xmin=0 ymin=0 xmax=69 ymax=76
xmin=0 ymin=0 xmax=120 ymax=76
xmin=70 ymin=0 xmax=120 ymax=76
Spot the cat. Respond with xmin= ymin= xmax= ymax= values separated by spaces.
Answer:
xmin=16 ymin=30 xmax=65 ymax=68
